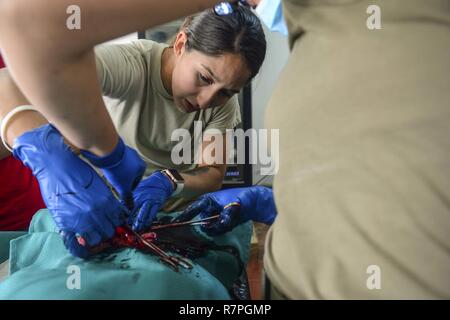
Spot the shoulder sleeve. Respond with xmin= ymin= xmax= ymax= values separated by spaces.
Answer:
xmin=94 ymin=41 xmax=150 ymax=99
xmin=204 ymin=95 xmax=242 ymax=134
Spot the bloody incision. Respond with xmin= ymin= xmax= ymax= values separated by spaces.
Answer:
xmin=87 ymin=214 xmax=250 ymax=299
xmin=87 ymin=215 xmax=221 ymax=272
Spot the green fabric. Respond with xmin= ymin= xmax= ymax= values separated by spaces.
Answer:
xmin=0 ymin=232 xmax=26 ymax=263
xmin=0 ymin=209 xmax=252 ymax=299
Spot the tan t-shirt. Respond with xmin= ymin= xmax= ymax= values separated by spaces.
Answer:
xmin=95 ymin=40 xmax=242 ymax=177
xmin=264 ymin=0 xmax=450 ymax=299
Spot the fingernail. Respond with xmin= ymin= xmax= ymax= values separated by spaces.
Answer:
xmin=76 ymin=235 xmax=86 ymax=246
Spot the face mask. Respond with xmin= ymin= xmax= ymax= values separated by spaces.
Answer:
xmin=255 ymin=0 xmax=288 ymax=36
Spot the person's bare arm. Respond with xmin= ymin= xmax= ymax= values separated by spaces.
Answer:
xmin=0 ymin=0 xmax=219 ymax=156
xmin=179 ymin=133 xmax=229 ymax=198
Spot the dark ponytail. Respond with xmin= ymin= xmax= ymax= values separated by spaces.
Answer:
xmin=180 ymin=5 xmax=266 ymax=80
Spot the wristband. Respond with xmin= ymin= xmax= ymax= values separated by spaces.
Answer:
xmin=1 ymin=105 xmax=39 ymax=152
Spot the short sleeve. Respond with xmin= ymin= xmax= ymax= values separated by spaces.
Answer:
xmin=204 ymin=95 xmax=242 ymax=134
xmin=94 ymin=42 xmax=148 ymax=99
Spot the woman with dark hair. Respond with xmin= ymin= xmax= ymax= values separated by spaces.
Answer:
xmin=91 ymin=4 xmax=266 ymax=232
xmin=0 ymin=3 xmax=266 ymax=256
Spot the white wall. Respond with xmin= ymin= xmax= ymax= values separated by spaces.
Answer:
xmin=251 ymin=25 xmax=290 ymax=186
xmin=103 ymin=33 xmax=138 ymax=45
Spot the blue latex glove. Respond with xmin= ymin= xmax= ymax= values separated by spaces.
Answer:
xmin=13 ymin=124 xmax=128 ymax=258
xmin=81 ymin=137 xmax=146 ymax=209
xmin=173 ymin=186 xmax=276 ymax=235
xmin=130 ymin=171 xmax=174 ymax=232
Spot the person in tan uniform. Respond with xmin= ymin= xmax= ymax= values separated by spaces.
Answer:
xmin=179 ymin=0 xmax=450 ymax=299
xmin=260 ymin=0 xmax=450 ymax=299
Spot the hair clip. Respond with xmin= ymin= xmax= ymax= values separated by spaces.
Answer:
xmin=213 ymin=1 xmax=249 ymax=16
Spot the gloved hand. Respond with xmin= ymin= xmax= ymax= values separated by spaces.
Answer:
xmin=13 ymin=124 xmax=128 ymax=258
xmin=130 ymin=171 xmax=174 ymax=232
xmin=81 ymin=137 xmax=146 ymax=209
xmin=173 ymin=186 xmax=276 ymax=235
